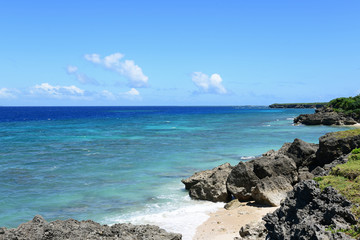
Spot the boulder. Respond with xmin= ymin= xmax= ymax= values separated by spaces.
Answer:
xmin=227 ymin=154 xmax=297 ymax=205
xmin=224 ymin=199 xmax=242 ymax=210
xmin=284 ymin=138 xmax=318 ymax=168
xmin=263 ymin=180 xmax=356 ymax=240
xmin=251 ymin=176 xmax=293 ymax=207
xmin=235 ymin=221 xmax=267 ymax=240
xmin=185 ymin=163 xmax=233 ymax=202
xmin=0 ymin=215 xmax=182 ymax=240
xmin=226 ymin=161 xmax=260 ymax=201
xmin=181 ymin=169 xmax=213 ymax=190
xmin=316 ymin=130 xmax=360 ymax=166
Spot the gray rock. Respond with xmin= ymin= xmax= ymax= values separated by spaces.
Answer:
xmin=186 ymin=163 xmax=233 ymax=202
xmin=227 ymin=154 xmax=297 ymax=205
xmin=297 ymin=167 xmax=315 ymax=181
xmin=294 ymin=108 xmax=358 ymax=126
xmin=0 ymin=215 xmax=182 ymax=240
xmin=284 ymin=138 xmax=318 ymax=168
xmin=224 ymin=199 xmax=242 ymax=210
xmin=263 ymin=180 xmax=356 ymax=240
xmin=181 ymin=169 xmax=213 ymax=190
xmin=311 ymin=166 xmax=327 ymax=177
xmin=226 ymin=161 xmax=260 ymax=201
xmin=251 ymin=176 xmax=293 ymax=207
xmin=316 ymin=131 xmax=360 ymax=166
xmin=236 ymin=221 xmax=267 ymax=240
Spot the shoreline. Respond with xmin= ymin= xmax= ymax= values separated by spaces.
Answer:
xmin=194 ymin=202 xmax=278 ymax=240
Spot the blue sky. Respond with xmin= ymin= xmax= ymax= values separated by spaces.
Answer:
xmin=0 ymin=0 xmax=359 ymax=106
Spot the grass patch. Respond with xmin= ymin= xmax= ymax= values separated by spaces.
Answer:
xmin=314 ymin=148 xmax=360 ymax=238
xmin=330 ymin=128 xmax=360 ymax=139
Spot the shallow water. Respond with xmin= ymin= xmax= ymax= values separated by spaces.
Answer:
xmin=0 ymin=106 xmax=352 ymax=239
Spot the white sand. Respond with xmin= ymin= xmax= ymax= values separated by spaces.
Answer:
xmin=193 ymin=202 xmax=277 ymax=240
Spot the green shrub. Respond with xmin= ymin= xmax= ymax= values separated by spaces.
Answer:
xmin=351 ymin=148 xmax=360 ymax=154
xmin=329 ymin=95 xmax=360 ymax=117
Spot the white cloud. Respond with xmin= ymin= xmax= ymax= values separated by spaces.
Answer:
xmin=31 ymin=83 xmax=85 ymax=99
xmin=84 ymin=52 xmax=148 ymax=88
xmin=0 ymin=88 xmax=17 ymax=98
xmin=192 ymin=72 xmax=227 ymax=94
xmin=121 ymin=88 xmax=141 ymax=100
xmin=66 ymin=65 xmax=99 ymax=85
xmin=103 ymin=53 xmax=124 ymax=68
xmin=126 ymin=88 xmax=140 ymax=96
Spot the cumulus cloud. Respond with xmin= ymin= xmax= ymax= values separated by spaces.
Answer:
xmin=66 ymin=65 xmax=99 ymax=85
xmin=31 ymin=83 xmax=85 ymax=99
xmin=84 ymin=53 xmax=148 ymax=88
xmin=192 ymin=72 xmax=227 ymax=94
xmin=121 ymin=88 xmax=141 ymax=100
xmin=0 ymin=88 xmax=17 ymax=98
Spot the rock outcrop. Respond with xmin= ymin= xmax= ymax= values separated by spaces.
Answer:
xmin=263 ymin=180 xmax=356 ymax=240
xmin=294 ymin=107 xmax=357 ymax=126
xmin=182 ymin=163 xmax=233 ymax=202
xmin=227 ymin=154 xmax=298 ymax=206
xmin=235 ymin=221 xmax=267 ymax=240
xmin=183 ymin=129 xmax=360 ymax=208
xmin=284 ymin=138 xmax=318 ymax=168
xmin=226 ymin=138 xmax=319 ymax=206
xmin=251 ymin=176 xmax=293 ymax=207
xmin=0 ymin=215 xmax=182 ymax=240
xmin=183 ymin=138 xmax=321 ymax=206
xmin=316 ymin=130 xmax=360 ymax=166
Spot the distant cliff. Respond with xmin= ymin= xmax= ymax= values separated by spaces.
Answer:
xmin=269 ymin=103 xmax=327 ymax=109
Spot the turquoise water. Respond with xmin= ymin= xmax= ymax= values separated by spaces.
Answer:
xmin=0 ymin=106 xmax=352 ymax=237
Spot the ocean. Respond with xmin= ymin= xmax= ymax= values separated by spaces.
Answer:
xmin=0 ymin=106 xmax=352 ymax=239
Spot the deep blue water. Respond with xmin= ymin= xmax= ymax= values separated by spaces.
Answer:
xmin=0 ymin=106 xmax=353 ymax=238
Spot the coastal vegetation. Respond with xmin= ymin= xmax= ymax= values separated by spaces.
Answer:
xmin=315 ymin=148 xmax=360 ymax=238
xmin=293 ymin=95 xmax=360 ymax=125
xmin=328 ymin=95 xmax=360 ymax=117
xmin=269 ymin=102 xmax=327 ymax=108
xmin=332 ymin=128 xmax=360 ymax=139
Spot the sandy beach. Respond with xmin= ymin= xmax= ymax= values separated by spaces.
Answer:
xmin=194 ymin=201 xmax=278 ymax=240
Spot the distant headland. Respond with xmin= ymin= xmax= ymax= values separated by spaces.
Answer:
xmin=269 ymin=102 xmax=327 ymax=109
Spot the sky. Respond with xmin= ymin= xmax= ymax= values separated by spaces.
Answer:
xmin=0 ymin=0 xmax=359 ymax=106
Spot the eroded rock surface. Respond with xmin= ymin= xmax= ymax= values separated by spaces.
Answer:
xmin=226 ymin=141 xmax=301 ymax=206
xmin=263 ymin=180 xmax=356 ymax=240
xmin=0 ymin=215 xmax=182 ymax=240
xmin=183 ymin=163 xmax=233 ymax=202
xmin=294 ymin=108 xmax=357 ymax=126
xmin=235 ymin=221 xmax=267 ymax=240
xmin=316 ymin=131 xmax=360 ymax=166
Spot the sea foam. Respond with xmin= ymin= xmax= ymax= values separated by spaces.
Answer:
xmin=105 ymin=195 xmax=223 ymax=240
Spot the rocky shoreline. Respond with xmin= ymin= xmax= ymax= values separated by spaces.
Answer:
xmin=294 ymin=107 xmax=359 ymax=126
xmin=182 ymin=128 xmax=360 ymax=239
xmin=0 ymin=215 xmax=182 ymax=240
